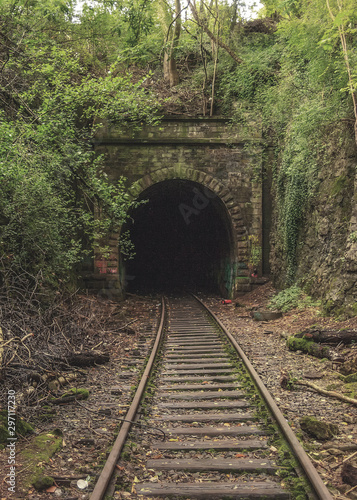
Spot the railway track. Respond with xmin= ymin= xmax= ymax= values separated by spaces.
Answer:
xmin=91 ymin=295 xmax=333 ymax=500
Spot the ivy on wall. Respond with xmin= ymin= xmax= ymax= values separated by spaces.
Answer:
xmin=217 ymin=0 xmax=356 ymax=285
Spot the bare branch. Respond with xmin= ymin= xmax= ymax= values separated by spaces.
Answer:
xmin=189 ymin=0 xmax=243 ymax=64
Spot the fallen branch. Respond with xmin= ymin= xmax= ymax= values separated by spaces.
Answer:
xmin=295 ymin=379 xmax=357 ymax=406
xmin=322 ymin=443 xmax=357 ymax=451
xmin=346 ymin=484 xmax=357 ymax=495
xmin=331 ymin=450 xmax=357 ymax=470
xmin=117 ymin=318 xmax=139 ymax=330
xmin=0 ymin=332 xmax=34 ymax=349
xmin=295 ymin=328 xmax=357 ymax=345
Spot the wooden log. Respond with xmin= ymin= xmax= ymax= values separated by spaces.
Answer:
xmin=295 ymin=328 xmax=357 ymax=345
xmin=65 ymin=352 xmax=109 ymax=366
xmin=287 ymin=336 xmax=332 ymax=359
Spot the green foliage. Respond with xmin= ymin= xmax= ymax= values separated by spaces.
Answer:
xmin=331 ymin=176 xmax=348 ymax=196
xmin=268 ymin=285 xmax=319 ymax=312
xmin=1 ymin=0 xmax=356 ymax=301
xmin=268 ymin=285 xmax=302 ymax=311
xmin=0 ymin=411 xmax=34 ymax=446
xmin=0 ymin=0 xmax=160 ymax=299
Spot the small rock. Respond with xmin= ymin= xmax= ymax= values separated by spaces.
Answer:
xmin=341 ymin=461 xmax=357 ymax=486
xmin=99 ymin=408 xmax=112 ymax=415
xmin=251 ymin=310 xmax=282 ymax=321
xmin=76 ymin=438 xmax=95 ymax=446
xmin=300 ymin=416 xmax=339 ymax=440
xmin=110 ymin=386 xmax=123 ymax=395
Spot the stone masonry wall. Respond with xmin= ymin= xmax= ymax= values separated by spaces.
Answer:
xmin=269 ymin=123 xmax=357 ymax=315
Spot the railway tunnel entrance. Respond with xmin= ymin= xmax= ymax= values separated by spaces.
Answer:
xmin=123 ymin=180 xmax=235 ymax=296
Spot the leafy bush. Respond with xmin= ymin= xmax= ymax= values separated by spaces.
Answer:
xmin=268 ymin=285 xmax=320 ymax=312
xmin=0 ymin=0 xmax=160 ymax=299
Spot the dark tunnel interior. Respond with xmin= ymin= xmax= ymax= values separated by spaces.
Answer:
xmin=122 ymin=180 xmax=234 ymax=295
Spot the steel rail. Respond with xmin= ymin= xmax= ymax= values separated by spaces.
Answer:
xmin=193 ymin=294 xmax=333 ymax=500
xmin=90 ymin=296 xmax=166 ymax=500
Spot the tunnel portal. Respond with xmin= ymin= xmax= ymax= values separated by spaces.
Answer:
xmin=123 ymin=180 xmax=234 ymax=295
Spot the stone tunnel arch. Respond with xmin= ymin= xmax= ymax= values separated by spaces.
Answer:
xmin=120 ymin=167 xmax=249 ymax=298
xmin=89 ymin=118 xmax=263 ymax=299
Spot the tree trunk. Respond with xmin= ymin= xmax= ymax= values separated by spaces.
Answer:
xmin=163 ymin=52 xmax=170 ymax=82
xmin=168 ymin=55 xmax=179 ymax=87
xmin=325 ymin=0 xmax=357 ymax=145
xmin=164 ymin=0 xmax=181 ymax=87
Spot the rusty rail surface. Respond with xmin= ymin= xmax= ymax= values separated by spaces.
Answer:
xmin=90 ymin=296 xmax=166 ymax=500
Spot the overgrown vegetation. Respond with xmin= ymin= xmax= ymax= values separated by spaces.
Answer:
xmin=0 ymin=0 xmax=160 ymax=300
xmin=217 ymin=0 xmax=357 ymax=286
xmin=268 ymin=285 xmax=320 ymax=312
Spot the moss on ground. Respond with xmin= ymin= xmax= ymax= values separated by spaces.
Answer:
xmin=0 ymin=411 xmax=33 ymax=448
xmin=63 ymin=387 xmax=89 ymax=398
xmin=344 ymin=382 xmax=357 ymax=399
xmin=18 ymin=430 xmax=62 ymax=493
xmin=339 ymin=373 xmax=357 ymax=383
xmin=299 ymin=416 xmax=339 ymax=440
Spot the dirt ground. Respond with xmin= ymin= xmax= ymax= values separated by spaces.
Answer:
xmin=1 ymin=285 xmax=357 ymax=499
xmin=204 ymin=284 xmax=357 ymax=500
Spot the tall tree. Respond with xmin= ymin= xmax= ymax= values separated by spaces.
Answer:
xmin=325 ymin=0 xmax=357 ymax=143
xmin=162 ymin=0 xmax=183 ymax=87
